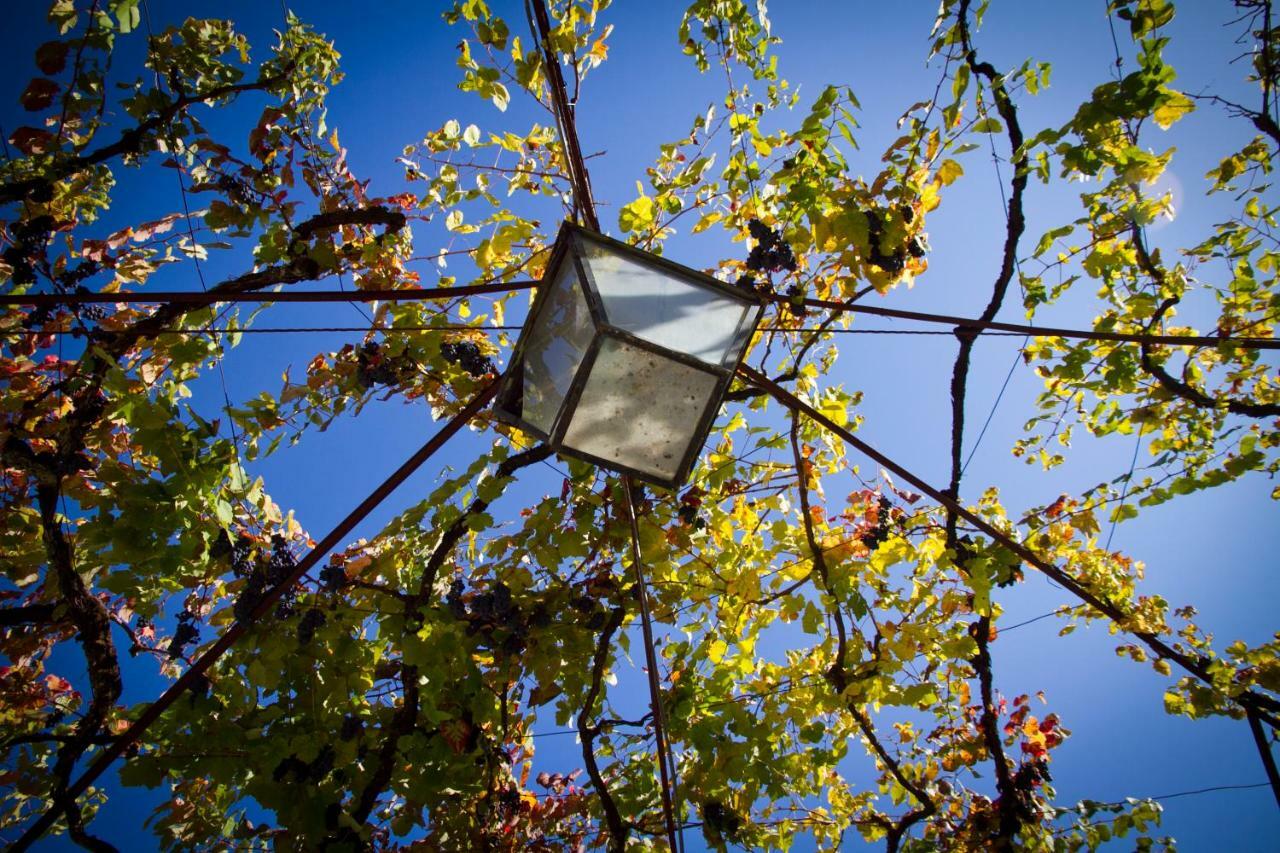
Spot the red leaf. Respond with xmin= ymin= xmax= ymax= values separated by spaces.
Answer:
xmin=35 ymin=41 xmax=69 ymax=75
xmin=439 ymin=718 xmax=472 ymax=754
xmin=382 ymin=192 xmax=417 ymax=210
xmin=20 ymin=78 xmax=60 ymax=112
xmin=131 ymin=213 xmax=182 ymax=242
xmin=45 ymin=674 xmax=73 ymax=693
xmin=80 ymin=241 xmax=108 ymax=263
xmin=9 ymin=126 xmax=56 ymax=155
xmin=106 ymin=227 xmax=134 ymax=250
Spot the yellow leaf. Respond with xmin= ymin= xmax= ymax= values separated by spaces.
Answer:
xmin=1152 ymin=91 xmax=1194 ymax=129
xmin=936 ymin=159 xmax=964 ymax=186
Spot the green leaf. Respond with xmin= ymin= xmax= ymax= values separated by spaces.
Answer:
xmin=619 ymin=188 xmax=657 ymax=234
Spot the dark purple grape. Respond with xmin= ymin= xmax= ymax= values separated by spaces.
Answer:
xmin=340 ymin=714 xmax=364 ymax=741
xmin=298 ymin=608 xmax=326 ymax=645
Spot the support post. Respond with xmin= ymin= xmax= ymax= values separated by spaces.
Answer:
xmin=622 ymin=475 xmax=684 ymax=852
xmin=1247 ymin=708 xmax=1280 ymax=810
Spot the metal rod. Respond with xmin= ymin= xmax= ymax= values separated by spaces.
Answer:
xmin=783 ymin=295 xmax=1280 ymax=351
xmin=0 ymin=281 xmax=538 ymax=308
xmin=529 ymin=0 xmax=600 ymax=232
xmin=7 ymin=324 xmax=522 ymax=338
xmin=1246 ymin=708 xmax=1280 ymax=810
xmin=11 ymin=379 xmax=501 ymax=852
xmin=735 ymin=363 xmax=1280 ymax=729
xmin=622 ymin=475 xmax=683 ymax=853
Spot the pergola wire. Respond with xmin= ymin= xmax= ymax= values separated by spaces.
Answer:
xmin=789 ymin=295 xmax=1280 ymax=351
xmin=10 ymin=284 xmax=1275 ymax=350
xmin=4 ymin=323 xmax=1027 ymax=338
xmin=0 ymin=281 xmax=536 ymax=306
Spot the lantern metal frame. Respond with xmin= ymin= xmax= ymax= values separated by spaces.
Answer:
xmin=494 ymin=221 xmax=764 ymax=489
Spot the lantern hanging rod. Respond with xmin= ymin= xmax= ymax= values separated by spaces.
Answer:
xmin=11 ymin=380 xmax=502 ymax=852
xmin=775 ymin=295 xmax=1280 ymax=351
xmin=529 ymin=0 xmax=601 ymax=232
xmin=0 ymin=281 xmax=538 ymax=308
xmin=735 ymin=363 xmax=1280 ymax=728
xmin=622 ymin=476 xmax=685 ymax=853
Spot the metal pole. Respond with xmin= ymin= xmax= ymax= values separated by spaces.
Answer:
xmin=622 ymin=475 xmax=683 ymax=852
xmin=12 ymin=379 xmax=501 ymax=851
xmin=529 ymin=0 xmax=600 ymax=232
xmin=1247 ymin=709 xmax=1280 ymax=810
xmin=783 ymin=295 xmax=1280 ymax=351
xmin=736 ymin=363 xmax=1280 ymax=730
xmin=0 ymin=281 xmax=537 ymax=308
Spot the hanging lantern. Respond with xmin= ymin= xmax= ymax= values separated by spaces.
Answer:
xmin=495 ymin=222 xmax=763 ymax=488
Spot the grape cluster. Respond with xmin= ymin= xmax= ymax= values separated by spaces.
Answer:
xmin=166 ymin=609 xmax=201 ymax=660
xmin=677 ymin=489 xmax=706 ymax=530
xmin=571 ymin=593 xmax=610 ymax=630
xmin=441 ymin=340 xmax=495 ymax=377
xmin=355 ymin=342 xmax=416 ymax=390
xmin=1009 ymin=758 xmax=1053 ymax=822
xmin=859 ymin=495 xmax=894 ymax=551
xmin=6 ymin=215 xmax=104 ymax=332
xmin=129 ymin=617 xmax=152 ymax=657
xmin=745 ymin=219 xmax=797 ymax=274
xmin=784 ymin=283 xmax=807 ymax=318
xmin=62 ymin=261 xmax=101 ymax=287
xmin=72 ymin=285 xmax=107 ymax=321
xmin=189 ymin=673 xmax=211 ymax=703
xmin=210 ymin=529 xmax=235 ymax=562
xmin=228 ymin=534 xmax=254 ymax=573
xmin=864 ymin=207 xmax=928 ymax=275
xmin=320 ymin=562 xmax=348 ymax=592
xmin=232 ymin=534 xmax=299 ymax=622
xmin=1014 ymin=758 xmax=1051 ymax=790
xmin=3 ymin=216 xmax=54 ymax=286
xmin=700 ymin=800 xmax=744 ymax=844
xmin=21 ymin=305 xmax=52 ymax=332
xmin=676 ymin=504 xmax=706 ymax=529
xmin=297 ymin=608 xmax=327 ymax=646
xmin=446 ymin=579 xmax=541 ymax=655
xmin=339 ymin=714 xmax=364 ymax=741
xmin=216 ymin=173 xmax=256 ymax=207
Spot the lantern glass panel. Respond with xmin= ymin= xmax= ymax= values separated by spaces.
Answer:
xmin=579 ymin=236 xmax=755 ymax=368
xmin=519 ymin=259 xmax=595 ymax=434
xmin=560 ymin=336 xmax=721 ymax=482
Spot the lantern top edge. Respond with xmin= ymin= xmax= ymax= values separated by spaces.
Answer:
xmin=550 ymin=220 xmax=765 ymax=309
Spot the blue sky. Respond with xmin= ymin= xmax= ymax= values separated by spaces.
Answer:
xmin=4 ymin=1 xmax=1278 ymax=850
